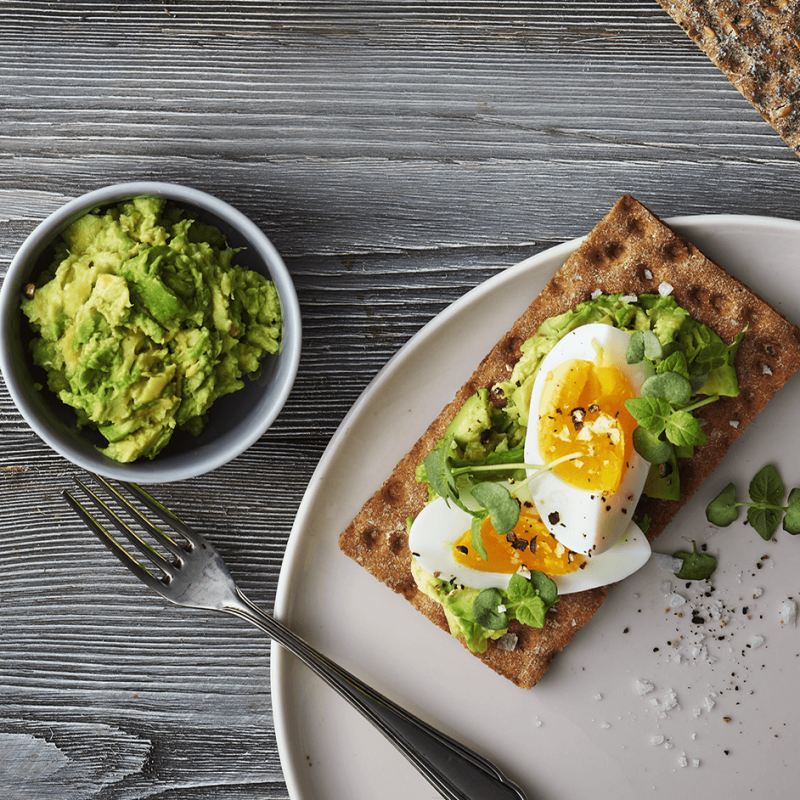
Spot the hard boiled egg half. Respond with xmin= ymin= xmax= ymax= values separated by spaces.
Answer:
xmin=408 ymin=483 xmax=650 ymax=594
xmin=524 ymin=322 xmax=653 ymax=555
xmin=409 ymin=321 xmax=654 ymax=597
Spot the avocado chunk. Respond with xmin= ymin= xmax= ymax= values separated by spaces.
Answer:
xmin=446 ymin=388 xmax=493 ymax=450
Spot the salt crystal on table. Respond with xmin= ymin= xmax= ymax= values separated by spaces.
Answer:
xmin=651 ymin=552 xmax=683 ymax=573
xmin=636 ymin=679 xmax=655 ymax=695
xmin=780 ymin=599 xmax=797 ymax=627
xmin=661 ymin=692 xmax=679 ymax=712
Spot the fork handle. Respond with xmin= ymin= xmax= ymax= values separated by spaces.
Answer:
xmin=226 ymin=589 xmax=527 ymax=800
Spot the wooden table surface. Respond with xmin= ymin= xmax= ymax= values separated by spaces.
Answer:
xmin=3 ymin=2 xmax=800 ymax=799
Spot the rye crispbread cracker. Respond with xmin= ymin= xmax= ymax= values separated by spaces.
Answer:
xmin=339 ymin=195 xmax=800 ymax=689
xmin=655 ymin=0 xmax=800 ymax=156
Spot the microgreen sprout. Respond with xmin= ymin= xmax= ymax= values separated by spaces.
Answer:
xmin=423 ymin=437 xmax=578 ymax=561
xmin=624 ymin=326 xmax=746 ymax=469
xmin=472 ymin=571 xmax=558 ymax=630
xmin=705 ymin=464 xmax=800 ymax=540
xmin=672 ymin=539 xmax=717 ymax=580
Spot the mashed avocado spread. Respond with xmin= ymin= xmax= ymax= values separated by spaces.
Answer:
xmin=21 ymin=195 xmax=282 ymax=463
xmin=412 ymin=292 xmax=743 ymax=652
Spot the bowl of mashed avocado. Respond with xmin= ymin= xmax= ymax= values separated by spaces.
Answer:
xmin=0 ymin=182 xmax=301 ymax=482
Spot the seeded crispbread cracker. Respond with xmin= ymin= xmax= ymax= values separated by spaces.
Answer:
xmin=339 ymin=195 xmax=800 ymax=689
xmin=655 ymin=0 xmax=800 ymax=156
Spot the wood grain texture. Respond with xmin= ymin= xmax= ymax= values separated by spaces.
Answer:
xmin=2 ymin=1 xmax=800 ymax=797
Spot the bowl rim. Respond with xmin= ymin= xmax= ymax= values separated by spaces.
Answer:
xmin=0 ymin=181 xmax=302 ymax=483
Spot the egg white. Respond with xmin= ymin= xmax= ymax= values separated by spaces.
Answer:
xmin=408 ymin=485 xmax=651 ymax=594
xmin=524 ymin=322 xmax=653 ymax=555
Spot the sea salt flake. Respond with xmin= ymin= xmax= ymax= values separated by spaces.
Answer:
xmin=750 ymin=635 xmax=765 ymax=649
xmin=692 ymin=759 xmax=700 ymax=768
xmin=620 ymin=294 xmax=637 ymax=303
xmin=591 ymin=288 xmax=603 ymax=300
xmin=658 ymin=281 xmax=674 ymax=297
xmin=636 ymin=679 xmax=655 ymax=696
xmin=661 ymin=692 xmax=679 ymax=712
xmin=762 ymin=363 xmax=773 ymax=376
xmin=496 ymin=633 xmax=518 ymax=652
xmin=780 ymin=599 xmax=797 ymax=627
xmin=668 ymin=593 xmax=687 ymax=608
xmin=652 ymin=552 xmax=683 ymax=574
xmin=753 ymin=587 xmax=764 ymax=598
xmin=650 ymin=734 xmax=665 ymax=745
xmin=729 ymin=420 xmax=740 ymax=428
xmin=644 ymin=268 xmax=653 ymax=279
xmin=678 ymin=753 xmax=688 ymax=768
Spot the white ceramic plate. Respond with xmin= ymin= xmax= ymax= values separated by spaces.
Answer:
xmin=272 ymin=215 xmax=800 ymax=800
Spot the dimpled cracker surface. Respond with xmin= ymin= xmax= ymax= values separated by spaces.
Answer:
xmin=339 ymin=195 xmax=800 ymax=689
xmin=655 ymin=0 xmax=800 ymax=157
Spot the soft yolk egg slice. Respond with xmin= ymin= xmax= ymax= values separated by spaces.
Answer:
xmin=524 ymin=323 xmax=653 ymax=555
xmin=408 ymin=484 xmax=651 ymax=594
xmin=452 ymin=505 xmax=586 ymax=577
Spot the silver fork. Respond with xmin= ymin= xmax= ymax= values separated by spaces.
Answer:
xmin=63 ymin=475 xmax=527 ymax=800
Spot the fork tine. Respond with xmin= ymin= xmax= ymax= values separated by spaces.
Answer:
xmin=72 ymin=477 xmax=184 ymax=570
xmin=123 ymin=481 xmax=204 ymax=549
xmin=62 ymin=488 xmax=170 ymax=594
xmin=88 ymin=476 xmax=191 ymax=560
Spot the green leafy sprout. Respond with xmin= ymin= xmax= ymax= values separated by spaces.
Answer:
xmin=472 ymin=571 xmax=558 ymax=631
xmin=672 ymin=540 xmax=717 ymax=581
xmin=706 ymin=464 xmax=800 ymax=540
xmin=624 ymin=327 xmax=746 ymax=468
xmin=422 ymin=434 xmax=578 ymax=561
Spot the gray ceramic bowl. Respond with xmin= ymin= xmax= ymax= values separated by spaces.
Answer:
xmin=0 ymin=182 xmax=301 ymax=483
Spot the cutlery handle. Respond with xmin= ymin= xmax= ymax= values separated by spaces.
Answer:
xmin=226 ymin=591 xmax=527 ymax=800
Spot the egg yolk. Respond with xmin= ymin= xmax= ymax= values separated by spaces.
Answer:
xmin=452 ymin=507 xmax=585 ymax=576
xmin=537 ymin=356 xmax=637 ymax=495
